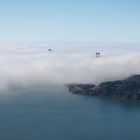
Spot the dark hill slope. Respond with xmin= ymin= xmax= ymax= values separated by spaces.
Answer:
xmin=67 ymin=75 xmax=140 ymax=101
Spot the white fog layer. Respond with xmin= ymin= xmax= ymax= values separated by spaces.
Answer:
xmin=0 ymin=42 xmax=140 ymax=90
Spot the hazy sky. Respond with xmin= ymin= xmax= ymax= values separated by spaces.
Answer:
xmin=0 ymin=0 xmax=140 ymax=42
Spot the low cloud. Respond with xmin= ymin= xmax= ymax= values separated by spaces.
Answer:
xmin=0 ymin=42 xmax=139 ymax=90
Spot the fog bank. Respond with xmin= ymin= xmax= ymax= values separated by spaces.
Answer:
xmin=0 ymin=41 xmax=139 ymax=90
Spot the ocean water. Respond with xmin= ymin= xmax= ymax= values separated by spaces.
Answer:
xmin=0 ymin=86 xmax=140 ymax=140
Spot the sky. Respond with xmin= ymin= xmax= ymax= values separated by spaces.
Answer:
xmin=0 ymin=0 xmax=140 ymax=42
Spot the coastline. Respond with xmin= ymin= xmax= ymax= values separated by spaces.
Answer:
xmin=67 ymin=75 xmax=140 ymax=101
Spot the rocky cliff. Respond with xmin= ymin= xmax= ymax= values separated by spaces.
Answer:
xmin=67 ymin=75 xmax=140 ymax=101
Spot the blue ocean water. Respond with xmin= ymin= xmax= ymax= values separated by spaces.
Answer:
xmin=0 ymin=86 xmax=140 ymax=140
